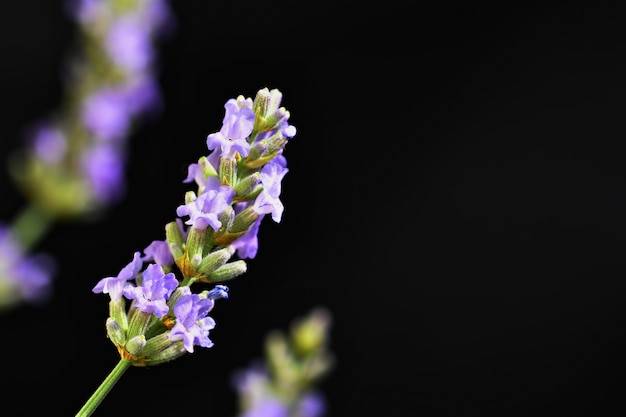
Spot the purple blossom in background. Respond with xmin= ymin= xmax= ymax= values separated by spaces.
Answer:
xmin=92 ymin=251 xmax=143 ymax=302
xmin=168 ymin=289 xmax=217 ymax=352
xmin=13 ymin=0 xmax=174 ymax=219
xmin=106 ymin=16 xmax=153 ymax=72
xmin=82 ymin=89 xmax=131 ymax=142
xmin=298 ymin=393 xmax=326 ymax=417
xmin=0 ymin=225 xmax=55 ymax=305
xmin=242 ymin=399 xmax=288 ymax=417
xmin=123 ymin=76 xmax=163 ymax=117
xmin=82 ymin=144 xmax=125 ymax=204
xmin=123 ymin=263 xmax=178 ymax=317
xmin=31 ymin=124 xmax=67 ymax=164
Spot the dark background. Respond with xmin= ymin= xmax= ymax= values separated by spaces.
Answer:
xmin=2 ymin=1 xmax=626 ymax=416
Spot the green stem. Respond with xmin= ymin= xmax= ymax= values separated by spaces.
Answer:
xmin=11 ymin=204 xmax=53 ymax=251
xmin=75 ymin=359 xmax=132 ymax=417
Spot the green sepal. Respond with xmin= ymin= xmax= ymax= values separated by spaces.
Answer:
xmin=165 ymin=221 xmax=185 ymax=259
xmin=219 ymin=157 xmax=237 ymax=187
xmin=196 ymin=247 xmax=234 ymax=277
xmin=139 ymin=332 xmax=174 ymax=358
xmin=142 ymin=340 xmax=187 ymax=366
xmin=109 ymin=299 xmax=128 ymax=332
xmin=234 ymin=172 xmax=260 ymax=200
xmin=126 ymin=309 xmax=152 ymax=340
xmin=231 ymin=206 xmax=260 ymax=233
xmin=106 ymin=317 xmax=126 ymax=347
xmin=125 ymin=335 xmax=147 ymax=356
xmin=199 ymin=260 xmax=247 ymax=283
xmin=186 ymin=226 xmax=207 ymax=261
xmin=198 ymin=156 xmax=218 ymax=178
xmin=244 ymin=151 xmax=281 ymax=169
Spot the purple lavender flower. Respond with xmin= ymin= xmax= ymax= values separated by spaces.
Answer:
xmin=253 ymin=159 xmax=289 ymax=222
xmin=176 ymin=176 xmax=236 ymax=231
xmin=142 ymin=240 xmax=174 ymax=267
xmin=206 ymin=99 xmax=256 ymax=159
xmin=168 ymin=290 xmax=217 ymax=352
xmin=92 ymin=251 xmax=143 ymax=301
xmin=123 ymin=263 xmax=178 ymax=317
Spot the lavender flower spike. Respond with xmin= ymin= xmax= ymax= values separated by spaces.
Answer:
xmin=79 ymin=88 xmax=296 ymax=416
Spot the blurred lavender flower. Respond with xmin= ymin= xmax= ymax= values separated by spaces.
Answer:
xmin=10 ymin=0 xmax=174 ymax=219
xmin=232 ymin=308 xmax=334 ymax=417
xmin=0 ymin=224 xmax=54 ymax=310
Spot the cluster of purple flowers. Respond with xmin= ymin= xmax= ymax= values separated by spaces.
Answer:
xmin=0 ymin=224 xmax=54 ymax=310
xmin=11 ymin=0 xmax=173 ymax=218
xmin=92 ymin=87 xmax=296 ymax=364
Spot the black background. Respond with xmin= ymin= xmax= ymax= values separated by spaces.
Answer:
xmin=2 ymin=1 xmax=626 ymax=416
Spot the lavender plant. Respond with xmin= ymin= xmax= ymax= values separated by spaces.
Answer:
xmin=232 ymin=307 xmax=334 ymax=417
xmin=75 ymin=87 xmax=297 ymax=417
xmin=0 ymin=0 xmax=173 ymax=311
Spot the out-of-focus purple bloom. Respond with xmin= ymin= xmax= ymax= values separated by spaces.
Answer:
xmin=176 ymin=177 xmax=235 ymax=231
xmin=144 ymin=0 xmax=177 ymax=37
xmin=92 ymin=251 xmax=143 ymax=301
xmin=206 ymin=99 xmax=256 ymax=159
xmin=298 ymin=392 xmax=326 ymax=417
xmin=0 ymin=225 xmax=55 ymax=305
xmin=82 ymin=88 xmax=131 ymax=141
xmin=31 ymin=124 xmax=67 ymax=164
xmin=106 ymin=16 xmax=153 ymax=73
xmin=168 ymin=290 xmax=217 ymax=352
xmin=253 ymin=160 xmax=289 ymax=222
xmin=82 ymin=144 xmax=125 ymax=204
xmin=123 ymin=76 xmax=163 ymax=117
xmin=123 ymin=263 xmax=177 ymax=317
xmin=142 ymin=240 xmax=174 ymax=267
xmin=242 ymin=399 xmax=288 ymax=417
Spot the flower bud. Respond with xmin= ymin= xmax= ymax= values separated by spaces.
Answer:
xmin=165 ymin=221 xmax=185 ymax=260
xmin=234 ymin=172 xmax=261 ymax=200
xmin=198 ymin=155 xmax=218 ymax=178
xmin=219 ymin=156 xmax=238 ymax=187
xmin=126 ymin=309 xmax=152 ymax=340
xmin=106 ymin=317 xmax=126 ymax=346
xmin=197 ymin=247 xmax=234 ymax=277
xmin=125 ymin=335 xmax=147 ymax=356
xmin=139 ymin=332 xmax=175 ymax=358
xmin=199 ymin=260 xmax=247 ymax=283
xmin=109 ymin=299 xmax=128 ymax=331
xmin=143 ymin=340 xmax=187 ymax=366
